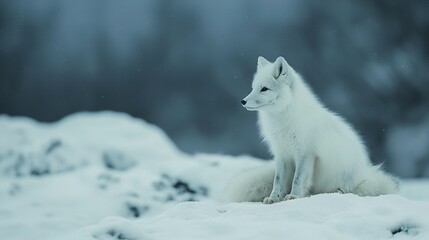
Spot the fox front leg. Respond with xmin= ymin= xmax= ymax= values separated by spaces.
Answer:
xmin=263 ymin=159 xmax=294 ymax=204
xmin=285 ymin=156 xmax=315 ymax=200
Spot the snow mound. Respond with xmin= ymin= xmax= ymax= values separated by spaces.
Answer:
xmin=0 ymin=112 xmax=428 ymax=240
xmin=0 ymin=112 xmax=264 ymax=240
xmin=0 ymin=112 xmax=180 ymax=176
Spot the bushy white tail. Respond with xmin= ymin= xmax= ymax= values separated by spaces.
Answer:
xmin=223 ymin=164 xmax=399 ymax=202
xmin=354 ymin=166 xmax=399 ymax=196
xmin=223 ymin=165 xmax=274 ymax=203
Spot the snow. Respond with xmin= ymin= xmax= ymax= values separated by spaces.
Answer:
xmin=1 ymin=111 xmax=428 ymax=240
xmin=83 ymin=194 xmax=426 ymax=240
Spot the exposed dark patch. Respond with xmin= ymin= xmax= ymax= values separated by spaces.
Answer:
xmin=126 ymin=202 xmax=149 ymax=218
xmin=102 ymin=150 xmax=137 ymax=171
xmin=30 ymin=168 xmax=50 ymax=176
xmin=152 ymin=173 xmax=209 ymax=202
xmin=172 ymin=179 xmax=208 ymax=196
xmin=173 ymin=180 xmax=196 ymax=194
xmin=107 ymin=229 xmax=117 ymax=237
xmin=96 ymin=229 xmax=136 ymax=240
xmin=45 ymin=139 xmax=62 ymax=155
xmin=391 ymin=223 xmax=419 ymax=236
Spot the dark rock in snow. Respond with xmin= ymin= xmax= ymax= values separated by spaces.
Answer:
xmin=94 ymin=229 xmax=137 ymax=240
xmin=30 ymin=168 xmax=50 ymax=176
xmin=152 ymin=173 xmax=209 ymax=202
xmin=173 ymin=180 xmax=197 ymax=194
xmin=125 ymin=202 xmax=149 ymax=218
xmin=391 ymin=223 xmax=419 ymax=236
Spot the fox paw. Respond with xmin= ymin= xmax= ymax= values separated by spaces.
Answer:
xmin=284 ymin=194 xmax=298 ymax=201
xmin=263 ymin=197 xmax=281 ymax=204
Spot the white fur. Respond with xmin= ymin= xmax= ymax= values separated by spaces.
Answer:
xmin=226 ymin=56 xmax=398 ymax=203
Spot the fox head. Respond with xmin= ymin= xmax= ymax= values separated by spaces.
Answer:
xmin=241 ymin=56 xmax=294 ymax=112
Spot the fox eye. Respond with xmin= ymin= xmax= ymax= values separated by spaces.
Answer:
xmin=261 ymin=87 xmax=269 ymax=92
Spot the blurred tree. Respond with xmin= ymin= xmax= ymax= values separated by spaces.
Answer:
xmin=0 ymin=0 xmax=428 ymax=176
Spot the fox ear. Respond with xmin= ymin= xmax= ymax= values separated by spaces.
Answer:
xmin=257 ymin=56 xmax=269 ymax=68
xmin=273 ymin=56 xmax=288 ymax=79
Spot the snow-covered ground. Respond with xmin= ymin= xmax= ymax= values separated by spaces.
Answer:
xmin=0 ymin=112 xmax=428 ymax=240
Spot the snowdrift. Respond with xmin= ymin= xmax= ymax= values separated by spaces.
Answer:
xmin=0 ymin=112 xmax=428 ymax=240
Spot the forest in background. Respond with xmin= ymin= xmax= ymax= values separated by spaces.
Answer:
xmin=1 ymin=0 xmax=428 ymax=177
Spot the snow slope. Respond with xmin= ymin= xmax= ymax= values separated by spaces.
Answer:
xmin=0 ymin=112 xmax=428 ymax=240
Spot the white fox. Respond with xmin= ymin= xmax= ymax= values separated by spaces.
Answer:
xmin=226 ymin=56 xmax=398 ymax=203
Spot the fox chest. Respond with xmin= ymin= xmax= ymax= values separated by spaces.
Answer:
xmin=262 ymin=124 xmax=303 ymax=158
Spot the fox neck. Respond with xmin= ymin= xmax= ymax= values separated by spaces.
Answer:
xmin=257 ymin=74 xmax=323 ymax=148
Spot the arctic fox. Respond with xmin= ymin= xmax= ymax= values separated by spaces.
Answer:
xmin=226 ymin=56 xmax=398 ymax=203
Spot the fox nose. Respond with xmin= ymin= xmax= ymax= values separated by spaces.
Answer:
xmin=241 ymin=100 xmax=247 ymax=105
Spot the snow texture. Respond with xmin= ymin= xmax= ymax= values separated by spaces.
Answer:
xmin=0 ymin=112 xmax=428 ymax=240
